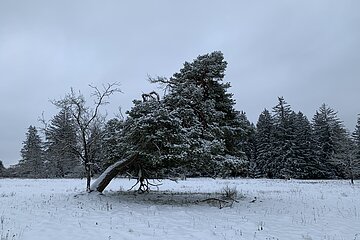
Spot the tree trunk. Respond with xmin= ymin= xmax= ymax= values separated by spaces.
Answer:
xmin=86 ymin=164 xmax=91 ymax=191
xmin=90 ymin=154 xmax=138 ymax=193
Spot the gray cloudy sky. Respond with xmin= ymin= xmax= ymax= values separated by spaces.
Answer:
xmin=1 ymin=1 xmax=359 ymax=166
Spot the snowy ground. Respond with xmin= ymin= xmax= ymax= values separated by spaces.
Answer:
xmin=0 ymin=178 xmax=359 ymax=240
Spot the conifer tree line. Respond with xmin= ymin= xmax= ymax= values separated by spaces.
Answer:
xmin=7 ymin=51 xmax=360 ymax=181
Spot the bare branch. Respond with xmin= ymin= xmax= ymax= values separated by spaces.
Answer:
xmin=49 ymin=82 xmax=122 ymax=191
xmin=148 ymin=75 xmax=172 ymax=85
xmin=115 ymin=107 xmax=125 ymax=121
xmin=142 ymin=91 xmax=160 ymax=102
xmin=87 ymin=82 xmax=122 ymax=129
xmin=38 ymin=111 xmax=49 ymax=134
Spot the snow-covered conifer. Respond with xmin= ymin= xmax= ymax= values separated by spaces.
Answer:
xmin=350 ymin=115 xmax=360 ymax=181
xmin=0 ymin=160 xmax=5 ymax=176
xmin=291 ymin=112 xmax=320 ymax=178
xmin=312 ymin=104 xmax=348 ymax=178
xmin=113 ymin=52 xmax=249 ymax=179
xmin=45 ymin=107 xmax=80 ymax=177
xmin=270 ymin=97 xmax=296 ymax=178
xmin=101 ymin=118 xmax=124 ymax=167
xmin=254 ymin=109 xmax=274 ymax=177
xmin=160 ymin=51 xmax=248 ymax=177
xmin=19 ymin=126 xmax=44 ymax=177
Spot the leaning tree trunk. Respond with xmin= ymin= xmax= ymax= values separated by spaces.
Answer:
xmin=90 ymin=154 xmax=139 ymax=193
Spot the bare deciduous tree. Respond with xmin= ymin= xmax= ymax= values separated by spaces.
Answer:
xmin=52 ymin=82 xmax=121 ymax=191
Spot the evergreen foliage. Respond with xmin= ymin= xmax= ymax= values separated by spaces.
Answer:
xmin=254 ymin=109 xmax=274 ymax=177
xmin=51 ymin=83 xmax=121 ymax=191
xmin=253 ymin=100 xmax=350 ymax=180
xmin=87 ymin=123 xmax=105 ymax=175
xmin=13 ymin=52 xmax=359 ymax=182
xmin=0 ymin=160 xmax=5 ymax=176
xmin=291 ymin=112 xmax=320 ymax=178
xmin=45 ymin=107 xmax=80 ymax=177
xmin=347 ymin=115 xmax=360 ymax=181
xmin=20 ymin=126 xmax=44 ymax=177
xmin=312 ymin=104 xmax=348 ymax=178
xmin=101 ymin=118 xmax=124 ymax=168
xmin=270 ymin=97 xmax=296 ymax=178
xmin=353 ymin=115 xmax=360 ymax=161
xmin=162 ymin=51 xmax=248 ymax=177
xmin=119 ymin=99 xmax=187 ymax=178
xmin=331 ymin=134 xmax=358 ymax=183
xmin=110 ymin=51 xmax=249 ymax=179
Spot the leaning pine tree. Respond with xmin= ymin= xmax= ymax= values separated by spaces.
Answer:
xmin=91 ymin=51 xmax=248 ymax=192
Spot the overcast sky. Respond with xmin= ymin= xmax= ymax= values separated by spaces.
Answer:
xmin=0 ymin=1 xmax=359 ymax=166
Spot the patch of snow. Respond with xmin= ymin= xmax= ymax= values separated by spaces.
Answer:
xmin=0 ymin=178 xmax=359 ymax=239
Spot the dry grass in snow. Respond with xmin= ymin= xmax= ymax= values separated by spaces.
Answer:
xmin=0 ymin=178 xmax=359 ymax=240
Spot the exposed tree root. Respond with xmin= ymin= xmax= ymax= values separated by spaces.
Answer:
xmin=128 ymin=169 xmax=162 ymax=193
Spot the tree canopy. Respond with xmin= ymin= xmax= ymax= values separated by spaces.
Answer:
xmin=12 ymin=51 xmax=360 ymax=188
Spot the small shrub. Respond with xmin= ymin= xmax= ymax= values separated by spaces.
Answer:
xmin=222 ymin=185 xmax=238 ymax=200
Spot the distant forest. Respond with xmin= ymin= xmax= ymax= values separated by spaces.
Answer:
xmin=1 ymin=52 xmax=359 ymax=183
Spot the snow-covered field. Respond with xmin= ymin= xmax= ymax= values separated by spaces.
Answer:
xmin=0 ymin=178 xmax=359 ymax=240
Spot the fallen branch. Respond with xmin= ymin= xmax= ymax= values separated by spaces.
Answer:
xmin=201 ymin=198 xmax=231 ymax=209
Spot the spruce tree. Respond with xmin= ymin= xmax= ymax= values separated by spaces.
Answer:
xmin=233 ymin=111 xmax=256 ymax=162
xmin=87 ymin=123 xmax=105 ymax=175
xmin=353 ymin=115 xmax=360 ymax=159
xmin=331 ymin=134 xmax=358 ymax=183
xmin=102 ymin=118 xmax=124 ymax=168
xmin=350 ymin=115 xmax=360 ymax=181
xmin=45 ymin=108 xmax=79 ymax=177
xmin=271 ymin=97 xmax=296 ymax=178
xmin=312 ymin=104 xmax=347 ymax=178
xmin=291 ymin=112 xmax=320 ymax=178
xmin=254 ymin=109 xmax=274 ymax=177
xmin=0 ymin=160 xmax=5 ymax=177
xmin=20 ymin=126 xmax=44 ymax=177
xmin=337 ymin=114 xmax=360 ymax=183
